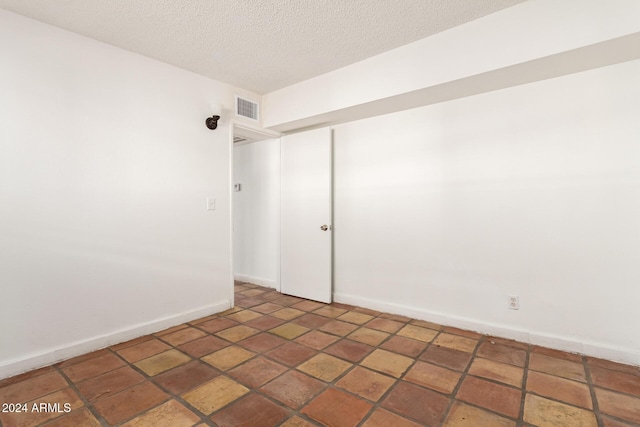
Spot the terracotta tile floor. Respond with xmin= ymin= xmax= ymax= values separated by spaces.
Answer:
xmin=1 ymin=282 xmax=639 ymax=426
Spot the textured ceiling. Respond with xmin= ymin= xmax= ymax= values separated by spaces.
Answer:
xmin=0 ymin=0 xmax=526 ymax=94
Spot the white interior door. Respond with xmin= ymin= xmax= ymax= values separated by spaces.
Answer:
xmin=281 ymin=127 xmax=332 ymax=303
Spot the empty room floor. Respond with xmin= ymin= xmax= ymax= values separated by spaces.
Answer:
xmin=1 ymin=283 xmax=639 ymax=427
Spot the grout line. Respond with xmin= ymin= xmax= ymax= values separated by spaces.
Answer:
xmin=583 ymin=356 xmax=605 ymax=427
xmin=518 ymin=343 xmax=531 ymax=425
xmin=436 ymin=333 xmax=484 ymax=426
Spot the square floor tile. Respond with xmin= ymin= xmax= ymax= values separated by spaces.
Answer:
xmin=93 ymin=382 xmax=168 ymax=425
xmin=272 ymin=307 xmax=306 ymax=320
xmin=456 ymin=376 xmax=521 ymax=418
xmin=365 ymin=318 xmax=404 ymax=333
xmin=302 ymin=388 xmax=372 ymax=427
xmin=468 ymin=358 xmax=524 ymax=387
xmin=411 ymin=319 xmax=443 ymax=330
xmin=485 ymin=336 xmax=529 ymax=351
xmin=155 ymin=324 xmax=189 ymax=337
xmin=196 ymin=318 xmax=237 ymax=334
xmin=443 ymin=326 xmax=483 ymax=339
xmin=0 ymin=371 xmax=68 ymax=403
xmin=245 ymin=315 xmax=286 ymax=331
xmin=380 ymin=335 xmax=427 ymax=358
xmin=361 ymin=349 xmax=413 ymax=378
xmin=280 ymin=416 xmax=319 ymax=427
xmin=228 ymin=356 xmax=288 ymax=387
xmin=420 ymin=345 xmax=472 ymax=371
xmin=265 ymin=342 xmax=317 ymax=367
xmin=362 ymin=408 xmax=423 ymax=427
xmin=62 ymin=352 xmax=127 ymax=383
xmin=292 ymin=313 xmax=332 ymax=329
xmin=210 ymin=393 xmax=289 ymax=427
xmin=586 ymin=357 xmax=640 ymax=376
xmin=236 ymin=297 xmax=265 ymax=308
xmin=56 ymin=349 xmax=111 ymax=368
xmin=476 ymin=341 xmax=526 ymax=367
xmin=595 ymin=388 xmax=640 ymax=424
xmin=0 ymin=366 xmax=56 ymax=390
xmin=337 ymin=311 xmax=374 ymax=325
xmin=397 ymin=324 xmax=438 ymax=343
xmin=240 ymin=288 xmax=266 ymax=297
xmin=120 ymin=399 xmax=200 ymax=427
xmin=325 ymin=339 xmax=374 ymax=363
xmin=76 ymin=366 xmax=145 ymax=401
xmin=319 ymin=320 xmax=359 ymax=336
xmin=527 ymin=371 xmax=593 ymax=409
xmin=178 ymin=335 xmax=229 ymax=358
xmin=532 ymin=345 xmax=583 ymax=363
xmin=153 ymin=360 xmax=219 ymax=395
xmin=314 ymin=306 xmax=347 ymax=318
xmin=117 ymin=339 xmax=172 ymax=363
xmin=252 ymin=302 xmax=284 ymax=314
xmin=336 ymin=366 xmax=396 ymax=401
xmin=215 ymin=325 xmax=260 ymax=342
xmin=348 ymin=327 xmax=389 ymax=346
xmin=405 ymin=361 xmax=461 ymax=394
xmin=443 ymin=402 xmax=515 ymax=427
xmin=269 ymin=323 xmax=310 ymax=339
xmin=160 ymin=327 xmax=207 ymax=346
xmin=181 ymin=376 xmax=249 ymax=415
xmin=381 ymin=381 xmax=449 ymax=426
xmin=260 ymin=370 xmax=325 ymax=408
xmin=0 ymin=387 xmax=83 ymax=427
xmin=433 ymin=333 xmax=478 ymax=353
xmin=227 ymin=309 xmax=263 ymax=323
xmin=297 ymin=353 xmax=353 ymax=382
xmin=273 ymin=295 xmax=304 ymax=306
xmin=238 ymin=332 xmax=287 ymax=353
xmin=42 ymin=408 xmax=102 ymax=427
xmin=134 ymin=349 xmax=191 ymax=376
xmin=524 ymin=394 xmax=598 ymax=427
xmin=295 ymin=330 xmax=339 ymax=350
xmin=590 ymin=366 xmax=640 ymax=397
xmin=292 ymin=300 xmax=325 ymax=312
xmin=529 ymin=353 xmax=586 ymax=382
xmin=201 ymin=346 xmax=255 ymax=371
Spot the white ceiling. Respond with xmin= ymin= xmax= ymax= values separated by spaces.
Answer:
xmin=0 ymin=0 xmax=526 ymax=94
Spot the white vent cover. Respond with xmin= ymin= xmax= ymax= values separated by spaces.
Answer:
xmin=235 ymin=96 xmax=259 ymax=121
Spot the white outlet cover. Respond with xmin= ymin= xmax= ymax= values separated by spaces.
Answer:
xmin=207 ymin=197 xmax=216 ymax=211
xmin=508 ymin=296 xmax=519 ymax=310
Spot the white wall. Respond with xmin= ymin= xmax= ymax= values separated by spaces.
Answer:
xmin=332 ymin=60 xmax=640 ymax=365
xmin=233 ymin=139 xmax=281 ymax=289
xmin=0 ymin=10 xmax=257 ymax=379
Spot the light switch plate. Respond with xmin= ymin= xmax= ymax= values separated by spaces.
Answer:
xmin=207 ymin=197 xmax=216 ymax=211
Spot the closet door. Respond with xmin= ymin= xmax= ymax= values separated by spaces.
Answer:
xmin=281 ymin=127 xmax=332 ymax=303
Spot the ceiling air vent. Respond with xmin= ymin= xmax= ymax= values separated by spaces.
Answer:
xmin=236 ymin=96 xmax=259 ymax=121
xmin=233 ymin=136 xmax=248 ymax=144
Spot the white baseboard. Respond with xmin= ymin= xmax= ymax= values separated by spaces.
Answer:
xmin=334 ymin=292 xmax=639 ymax=366
xmin=234 ymin=274 xmax=278 ymax=290
xmin=0 ymin=300 xmax=231 ymax=381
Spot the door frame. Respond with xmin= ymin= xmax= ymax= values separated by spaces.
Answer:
xmin=230 ymin=122 xmax=283 ymax=304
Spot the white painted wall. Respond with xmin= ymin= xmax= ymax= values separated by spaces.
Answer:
xmin=332 ymin=60 xmax=640 ymax=365
xmin=0 ymin=10 xmax=258 ymax=379
xmin=233 ymin=139 xmax=281 ymax=289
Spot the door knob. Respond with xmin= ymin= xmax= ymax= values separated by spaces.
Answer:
xmin=320 ymin=225 xmax=330 ymax=231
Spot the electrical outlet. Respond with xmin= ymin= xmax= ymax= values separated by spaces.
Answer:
xmin=508 ymin=295 xmax=519 ymax=310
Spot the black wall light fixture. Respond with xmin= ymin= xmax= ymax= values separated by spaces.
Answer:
xmin=206 ymin=103 xmax=223 ymax=130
